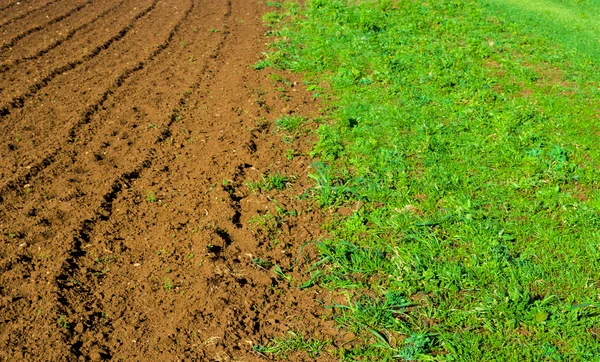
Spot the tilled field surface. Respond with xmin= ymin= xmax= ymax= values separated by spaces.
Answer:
xmin=0 ymin=1 xmax=338 ymax=360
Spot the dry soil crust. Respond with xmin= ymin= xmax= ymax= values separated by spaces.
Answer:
xmin=0 ymin=1 xmax=339 ymax=360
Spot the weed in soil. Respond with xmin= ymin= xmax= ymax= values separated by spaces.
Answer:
xmin=247 ymin=171 xmax=294 ymax=192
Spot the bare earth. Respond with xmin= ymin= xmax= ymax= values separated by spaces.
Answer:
xmin=0 ymin=0 xmax=340 ymax=360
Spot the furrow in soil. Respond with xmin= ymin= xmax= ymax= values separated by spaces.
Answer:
xmin=0 ymin=0 xmax=126 ymax=72
xmin=0 ymin=0 xmax=201 ymax=197
xmin=0 ymin=0 xmax=63 ymax=29
xmin=0 ymin=0 xmax=92 ymax=52
xmin=0 ymin=0 xmax=159 ymax=116
xmin=0 ymin=0 xmax=337 ymax=360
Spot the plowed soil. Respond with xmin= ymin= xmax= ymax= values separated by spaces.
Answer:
xmin=0 ymin=1 xmax=339 ymax=360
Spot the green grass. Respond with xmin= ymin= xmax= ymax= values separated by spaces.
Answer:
xmin=254 ymin=331 xmax=331 ymax=358
xmin=57 ymin=315 xmax=69 ymax=330
xmin=145 ymin=190 xmax=157 ymax=203
xmin=485 ymin=0 xmax=600 ymax=60
xmin=247 ymin=172 xmax=292 ymax=192
xmin=275 ymin=115 xmax=307 ymax=133
xmin=274 ymin=114 xmax=310 ymax=143
xmin=163 ymin=277 xmax=174 ymax=291
xmin=259 ymin=0 xmax=600 ymax=360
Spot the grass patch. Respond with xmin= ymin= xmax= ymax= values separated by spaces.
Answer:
xmin=145 ymin=190 xmax=157 ymax=203
xmin=274 ymin=114 xmax=310 ymax=142
xmin=485 ymin=0 xmax=600 ymax=60
xmin=262 ymin=0 xmax=600 ymax=360
xmin=275 ymin=114 xmax=307 ymax=133
xmin=247 ymin=172 xmax=293 ymax=192
xmin=254 ymin=331 xmax=331 ymax=358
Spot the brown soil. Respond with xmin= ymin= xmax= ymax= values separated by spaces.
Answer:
xmin=0 ymin=1 xmax=341 ymax=360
